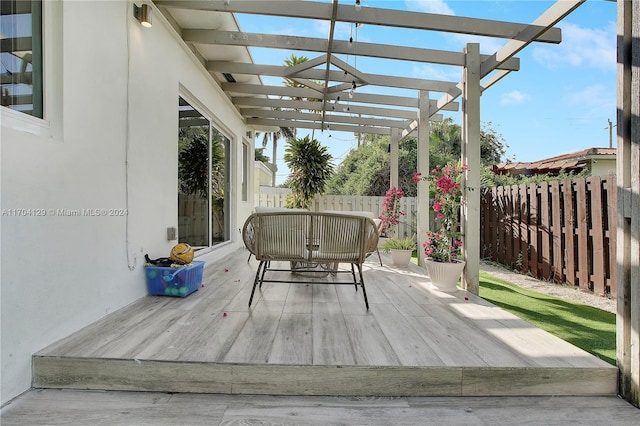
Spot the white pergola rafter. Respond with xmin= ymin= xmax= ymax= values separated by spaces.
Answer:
xmin=225 ymin=84 xmax=459 ymax=111
xmin=206 ymin=61 xmax=456 ymax=93
xmin=156 ymin=0 xmax=563 ymax=43
xmin=181 ymin=29 xmax=521 ymax=71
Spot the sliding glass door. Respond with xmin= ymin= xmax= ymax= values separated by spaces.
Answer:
xmin=177 ymin=97 xmax=229 ymax=249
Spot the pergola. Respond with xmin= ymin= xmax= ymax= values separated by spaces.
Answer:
xmin=153 ymin=0 xmax=639 ymax=406
xmin=156 ymin=0 xmax=582 ymax=293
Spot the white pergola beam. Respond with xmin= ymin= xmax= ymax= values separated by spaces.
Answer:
xmin=208 ymin=61 xmax=458 ymax=92
xmin=283 ymin=54 xmax=328 ymax=77
xmin=158 ymin=1 xmax=562 ymax=43
xmin=232 ymin=97 xmax=421 ymax=120
xmin=225 ymin=84 xmax=459 ymax=111
xmin=246 ymin=117 xmax=391 ymax=135
xmin=480 ymin=70 xmax=512 ymax=93
xmin=241 ymin=108 xmax=411 ymax=129
xmin=182 ymin=29 xmax=520 ymax=71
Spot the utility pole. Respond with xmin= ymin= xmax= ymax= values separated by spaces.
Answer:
xmin=606 ymin=118 xmax=617 ymax=148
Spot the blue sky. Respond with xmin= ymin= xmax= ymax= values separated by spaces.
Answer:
xmin=235 ymin=1 xmax=617 ymax=185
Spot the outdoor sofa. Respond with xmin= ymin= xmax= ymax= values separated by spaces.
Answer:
xmin=242 ymin=209 xmax=379 ymax=309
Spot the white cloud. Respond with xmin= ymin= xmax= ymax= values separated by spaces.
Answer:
xmin=500 ymin=90 xmax=530 ymax=105
xmin=532 ymin=21 xmax=616 ymax=71
xmin=407 ymin=0 xmax=455 ymax=16
xmin=410 ymin=64 xmax=460 ymax=81
xmin=565 ymin=84 xmax=610 ymax=107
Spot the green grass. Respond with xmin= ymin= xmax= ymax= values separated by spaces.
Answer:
xmin=407 ymin=253 xmax=615 ymax=364
xmin=479 ymin=271 xmax=616 ymax=365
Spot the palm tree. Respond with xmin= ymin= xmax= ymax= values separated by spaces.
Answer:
xmin=284 ymin=135 xmax=334 ymax=209
xmin=431 ymin=117 xmax=461 ymax=159
xmin=256 ymin=54 xmax=321 ymax=186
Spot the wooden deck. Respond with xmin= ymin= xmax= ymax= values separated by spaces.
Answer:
xmin=33 ymin=249 xmax=617 ymax=397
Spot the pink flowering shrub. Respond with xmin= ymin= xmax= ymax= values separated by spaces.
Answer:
xmin=378 ymin=187 xmax=406 ymax=237
xmin=414 ymin=162 xmax=467 ymax=262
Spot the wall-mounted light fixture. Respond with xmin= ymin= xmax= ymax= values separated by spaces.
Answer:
xmin=134 ymin=4 xmax=152 ymax=28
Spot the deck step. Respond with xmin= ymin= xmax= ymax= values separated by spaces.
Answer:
xmin=32 ymin=356 xmax=617 ymax=397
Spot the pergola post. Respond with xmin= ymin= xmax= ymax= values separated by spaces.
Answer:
xmin=417 ymin=91 xmax=431 ymax=267
xmin=271 ymin=140 xmax=278 ymax=187
xmin=461 ymin=43 xmax=481 ymax=295
xmin=616 ymin=0 xmax=640 ymax=408
xmin=390 ymin=128 xmax=400 ymax=189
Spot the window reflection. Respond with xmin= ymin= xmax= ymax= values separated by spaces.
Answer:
xmin=1 ymin=0 xmax=42 ymax=117
xmin=178 ymin=97 xmax=229 ymax=249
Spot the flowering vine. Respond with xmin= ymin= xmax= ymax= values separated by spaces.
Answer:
xmin=378 ymin=187 xmax=406 ymax=238
xmin=414 ymin=162 xmax=467 ymax=262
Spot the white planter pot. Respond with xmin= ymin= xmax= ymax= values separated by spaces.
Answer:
xmin=390 ymin=249 xmax=413 ymax=267
xmin=424 ymin=258 xmax=465 ymax=292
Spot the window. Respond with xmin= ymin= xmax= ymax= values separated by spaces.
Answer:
xmin=177 ymin=96 xmax=230 ymax=249
xmin=242 ymin=141 xmax=249 ymax=201
xmin=1 ymin=0 xmax=43 ymax=118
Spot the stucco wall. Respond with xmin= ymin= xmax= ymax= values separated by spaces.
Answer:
xmin=0 ymin=1 xmax=252 ymax=404
xmin=254 ymin=161 xmax=274 ymax=189
xmin=590 ymin=158 xmax=616 ymax=176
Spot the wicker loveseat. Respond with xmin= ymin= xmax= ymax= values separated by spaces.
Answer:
xmin=242 ymin=211 xmax=379 ymax=309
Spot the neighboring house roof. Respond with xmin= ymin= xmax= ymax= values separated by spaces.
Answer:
xmin=493 ymin=147 xmax=616 ymax=176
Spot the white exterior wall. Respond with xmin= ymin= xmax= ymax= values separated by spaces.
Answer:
xmin=589 ymin=157 xmax=617 ymax=176
xmin=0 ymin=1 xmax=252 ymax=404
xmin=254 ymin=161 xmax=274 ymax=189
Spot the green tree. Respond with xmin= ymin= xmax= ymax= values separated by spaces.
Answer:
xmin=479 ymin=121 xmax=507 ymax=166
xmin=256 ymin=54 xmax=322 ymax=185
xmin=178 ymin=126 xmax=224 ymax=198
xmin=431 ymin=118 xmax=461 ymax=159
xmin=254 ymin=148 xmax=270 ymax=163
xmin=326 ymin=121 xmax=507 ymax=196
xmin=284 ymin=135 xmax=334 ymax=209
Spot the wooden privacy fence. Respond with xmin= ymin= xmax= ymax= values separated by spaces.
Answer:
xmin=481 ymin=175 xmax=617 ymax=297
xmin=257 ymin=190 xmax=419 ymax=239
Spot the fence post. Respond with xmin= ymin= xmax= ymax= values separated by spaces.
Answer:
xmin=550 ymin=181 xmax=563 ymax=283
xmin=575 ymin=178 xmax=590 ymax=291
xmin=589 ymin=176 xmax=606 ymax=295
xmin=562 ymin=179 xmax=576 ymax=286
xmin=528 ymin=183 xmax=539 ymax=279
xmin=519 ymin=184 xmax=529 ymax=274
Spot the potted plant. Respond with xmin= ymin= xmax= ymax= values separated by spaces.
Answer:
xmin=377 ymin=186 xmax=406 ymax=249
xmin=414 ymin=162 xmax=467 ymax=292
xmin=382 ymin=236 xmax=416 ymax=267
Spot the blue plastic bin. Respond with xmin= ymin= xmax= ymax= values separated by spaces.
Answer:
xmin=145 ymin=260 xmax=205 ymax=297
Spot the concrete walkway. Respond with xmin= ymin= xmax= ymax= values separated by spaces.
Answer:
xmin=1 ymin=389 xmax=639 ymax=425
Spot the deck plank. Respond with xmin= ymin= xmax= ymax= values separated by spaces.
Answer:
xmin=283 ymin=283 xmax=314 ymax=314
xmin=343 ymin=314 xmax=401 ymax=366
xmin=268 ymin=313 xmax=313 ymax=364
xmin=370 ymin=304 xmax=445 ymax=366
xmin=312 ymin=302 xmax=356 ymax=365
xmin=222 ymin=300 xmax=284 ymax=363
xmin=421 ymin=304 xmax=529 ymax=367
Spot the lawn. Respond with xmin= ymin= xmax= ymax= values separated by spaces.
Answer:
xmin=478 ymin=271 xmax=616 ymax=365
xmin=411 ymin=254 xmax=616 ymax=365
